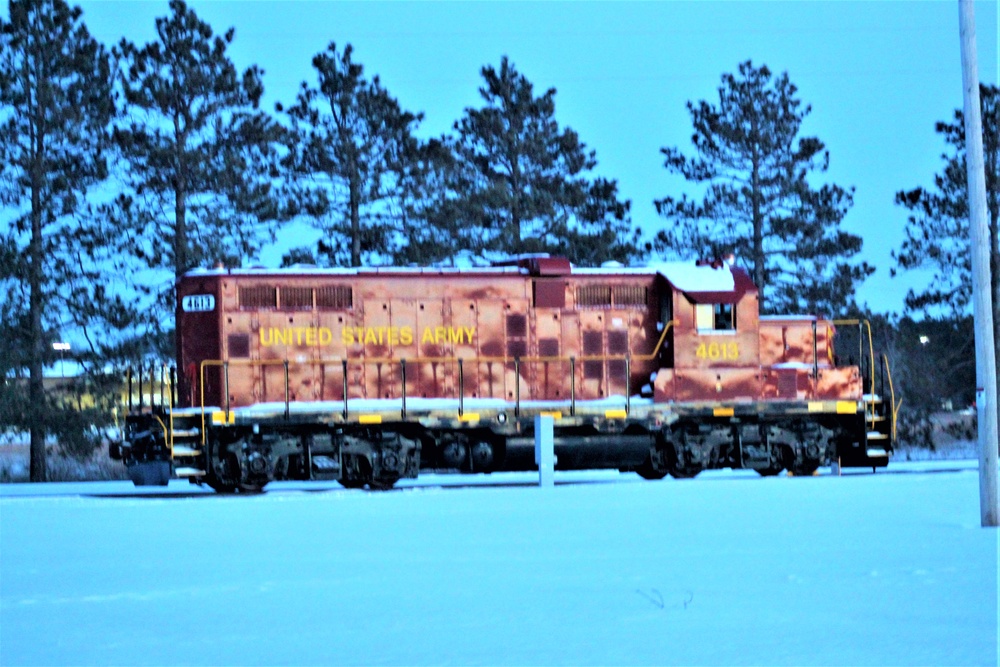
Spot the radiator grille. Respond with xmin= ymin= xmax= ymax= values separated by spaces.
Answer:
xmin=238 ymin=285 xmax=277 ymax=310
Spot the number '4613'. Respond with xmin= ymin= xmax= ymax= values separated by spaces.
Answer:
xmin=696 ymin=342 xmax=739 ymax=360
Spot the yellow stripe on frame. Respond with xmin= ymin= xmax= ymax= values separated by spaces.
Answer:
xmin=358 ymin=414 xmax=382 ymax=424
xmin=808 ymin=402 xmax=825 ymax=413
xmin=458 ymin=413 xmax=480 ymax=423
xmin=605 ymin=409 xmax=627 ymax=419
xmin=540 ymin=411 xmax=562 ymax=419
xmin=836 ymin=401 xmax=858 ymax=414
xmin=713 ymin=407 xmax=735 ymax=417
xmin=211 ymin=411 xmax=235 ymax=425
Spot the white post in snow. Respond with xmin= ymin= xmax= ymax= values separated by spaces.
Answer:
xmin=535 ymin=414 xmax=555 ymax=487
xmin=958 ymin=0 xmax=999 ymax=527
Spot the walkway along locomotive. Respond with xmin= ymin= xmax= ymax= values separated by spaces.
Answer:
xmin=112 ymin=256 xmax=897 ymax=491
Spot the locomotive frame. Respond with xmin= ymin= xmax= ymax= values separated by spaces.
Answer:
xmin=113 ymin=256 xmax=896 ymax=492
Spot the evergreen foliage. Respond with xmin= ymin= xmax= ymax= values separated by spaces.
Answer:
xmin=892 ymin=84 xmax=998 ymax=316
xmin=653 ymin=60 xmax=871 ymax=315
xmin=893 ymin=84 xmax=999 ymax=428
xmin=448 ymin=57 xmax=638 ymax=265
xmin=0 ymin=0 xmax=125 ymax=479
xmin=109 ymin=0 xmax=281 ymax=298
xmin=279 ymin=43 xmax=423 ymax=268
xmin=391 ymin=137 xmax=466 ymax=266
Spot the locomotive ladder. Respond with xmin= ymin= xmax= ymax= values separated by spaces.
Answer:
xmin=833 ymin=319 xmax=898 ymax=456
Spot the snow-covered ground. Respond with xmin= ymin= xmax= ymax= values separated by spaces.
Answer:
xmin=1 ymin=462 xmax=997 ymax=666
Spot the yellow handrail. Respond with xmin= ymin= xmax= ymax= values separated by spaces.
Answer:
xmin=882 ymin=353 xmax=900 ymax=442
xmin=195 ymin=321 xmax=678 ymax=441
xmin=832 ymin=318 xmax=877 ymax=428
xmin=166 ymin=365 xmax=174 ymax=457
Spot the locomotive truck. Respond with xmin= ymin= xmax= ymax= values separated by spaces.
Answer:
xmin=112 ymin=256 xmax=896 ymax=492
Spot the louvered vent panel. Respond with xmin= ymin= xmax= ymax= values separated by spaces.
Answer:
xmin=316 ymin=285 xmax=353 ymax=310
xmin=239 ymin=285 xmax=277 ymax=310
xmin=281 ymin=287 xmax=314 ymax=310
xmin=576 ymin=285 xmax=612 ymax=308
xmin=612 ymin=285 xmax=648 ymax=307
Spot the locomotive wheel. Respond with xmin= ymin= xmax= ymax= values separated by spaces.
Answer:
xmin=367 ymin=477 xmax=399 ymax=491
xmin=755 ymin=466 xmax=784 ymax=477
xmin=635 ymin=455 xmax=668 ymax=480
xmin=668 ymin=465 xmax=703 ymax=479
xmin=205 ymin=475 xmax=265 ymax=494
xmin=788 ymin=463 xmax=820 ymax=477
xmin=337 ymin=478 xmax=367 ymax=489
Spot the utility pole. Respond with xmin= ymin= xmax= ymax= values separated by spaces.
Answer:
xmin=958 ymin=0 xmax=999 ymax=527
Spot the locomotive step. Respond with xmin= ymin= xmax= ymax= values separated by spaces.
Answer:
xmin=866 ymin=431 xmax=890 ymax=441
xmin=171 ymin=428 xmax=200 ymax=438
xmin=172 ymin=445 xmax=202 ymax=457
xmin=174 ymin=466 xmax=206 ymax=478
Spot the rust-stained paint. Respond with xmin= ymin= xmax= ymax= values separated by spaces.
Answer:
xmin=175 ymin=263 xmax=862 ymax=411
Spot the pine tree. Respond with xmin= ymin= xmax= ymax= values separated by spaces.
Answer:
xmin=0 ymin=0 xmax=117 ymax=480
xmin=110 ymin=0 xmax=281 ymax=296
xmin=280 ymin=42 xmax=422 ymax=268
xmin=391 ymin=137 xmax=466 ymax=266
xmin=450 ymin=57 xmax=637 ymax=265
xmin=893 ymin=83 xmax=999 ymax=414
xmin=654 ymin=60 xmax=871 ymax=315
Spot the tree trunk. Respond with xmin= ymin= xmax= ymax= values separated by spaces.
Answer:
xmin=350 ymin=173 xmax=361 ymax=267
xmin=750 ymin=116 xmax=765 ymax=311
xmin=510 ymin=150 xmax=522 ymax=254
xmin=29 ymin=142 xmax=46 ymax=482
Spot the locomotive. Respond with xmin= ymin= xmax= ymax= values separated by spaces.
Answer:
xmin=113 ymin=256 xmax=896 ymax=491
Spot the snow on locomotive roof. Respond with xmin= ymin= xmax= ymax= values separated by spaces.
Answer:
xmin=575 ymin=261 xmax=735 ymax=293
xmin=184 ymin=265 xmax=529 ymax=276
xmin=183 ymin=259 xmax=738 ymax=292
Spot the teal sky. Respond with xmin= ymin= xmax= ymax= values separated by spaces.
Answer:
xmin=72 ymin=0 xmax=1000 ymax=315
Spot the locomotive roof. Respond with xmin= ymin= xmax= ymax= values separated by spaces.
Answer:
xmin=184 ymin=260 xmax=741 ymax=295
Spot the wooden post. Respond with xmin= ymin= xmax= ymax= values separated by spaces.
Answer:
xmin=958 ymin=0 xmax=999 ymax=527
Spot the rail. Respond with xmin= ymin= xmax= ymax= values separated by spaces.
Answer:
xmin=193 ymin=321 xmax=678 ymax=445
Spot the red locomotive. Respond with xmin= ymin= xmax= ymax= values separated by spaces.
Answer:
xmin=114 ymin=256 xmax=895 ymax=491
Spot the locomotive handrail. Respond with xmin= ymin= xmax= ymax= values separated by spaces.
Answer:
xmin=882 ymin=353 xmax=900 ymax=442
xmin=832 ymin=318 xmax=877 ymax=429
xmin=192 ymin=321 xmax=679 ymax=442
xmin=198 ymin=359 xmax=290 ymax=445
xmin=166 ymin=365 xmax=174 ymax=457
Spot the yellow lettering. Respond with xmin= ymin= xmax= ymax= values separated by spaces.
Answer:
xmin=400 ymin=326 xmax=414 ymax=345
xmin=448 ymin=328 xmax=462 ymax=344
xmin=341 ymin=328 xmax=354 ymax=345
xmin=434 ymin=326 xmax=446 ymax=344
xmin=319 ymin=328 xmax=332 ymax=345
xmin=421 ymin=327 xmax=434 ymax=344
xmin=305 ymin=328 xmax=317 ymax=346
xmin=260 ymin=328 xmax=274 ymax=346
xmin=696 ymin=343 xmax=707 ymax=359
xmin=388 ymin=327 xmax=399 ymax=346
xmin=463 ymin=326 xmax=475 ymax=344
xmin=364 ymin=328 xmax=378 ymax=345
xmin=274 ymin=329 xmax=289 ymax=345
